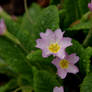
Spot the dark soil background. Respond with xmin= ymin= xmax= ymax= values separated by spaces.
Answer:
xmin=0 ymin=0 xmax=50 ymax=16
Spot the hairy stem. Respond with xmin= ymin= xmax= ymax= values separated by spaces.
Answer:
xmin=24 ymin=0 xmax=34 ymax=24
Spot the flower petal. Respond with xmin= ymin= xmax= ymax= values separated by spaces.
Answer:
xmin=54 ymin=29 xmax=64 ymax=42
xmin=56 ymin=49 xmax=66 ymax=59
xmin=53 ymin=86 xmax=64 ymax=92
xmin=61 ymin=37 xmax=72 ymax=48
xmin=36 ymin=28 xmax=72 ymax=58
xmin=36 ymin=39 xmax=49 ymax=49
xmin=42 ymin=49 xmax=51 ymax=57
xmin=88 ymin=3 xmax=92 ymax=11
xmin=0 ymin=19 xmax=6 ymax=35
xmin=66 ymin=53 xmax=79 ymax=64
xmin=40 ymin=29 xmax=56 ymax=43
xmin=67 ymin=64 xmax=79 ymax=74
xmin=52 ymin=57 xmax=60 ymax=68
xmin=40 ymin=29 xmax=53 ymax=39
xmin=57 ymin=69 xmax=67 ymax=79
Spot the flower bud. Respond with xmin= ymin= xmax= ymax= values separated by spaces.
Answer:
xmin=88 ymin=0 xmax=92 ymax=11
xmin=0 ymin=19 xmax=6 ymax=35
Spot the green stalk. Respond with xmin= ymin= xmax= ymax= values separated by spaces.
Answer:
xmin=4 ymin=31 xmax=29 ymax=53
xmin=13 ymin=86 xmax=33 ymax=92
xmin=5 ymin=31 xmax=21 ymax=45
xmin=81 ymin=11 xmax=90 ymax=22
xmin=83 ymin=16 xmax=92 ymax=47
xmin=4 ymin=31 xmax=32 ymax=68
xmin=24 ymin=0 xmax=34 ymax=24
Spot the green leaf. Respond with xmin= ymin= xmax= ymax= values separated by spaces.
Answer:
xmin=27 ymin=50 xmax=52 ymax=62
xmin=0 ymin=12 xmax=31 ymax=52
xmin=0 ymin=5 xmax=37 ymax=51
xmin=38 ymin=5 xmax=59 ymax=32
xmin=0 ymin=79 xmax=18 ymax=92
xmin=0 ymin=8 xmax=11 ymax=20
xmin=67 ymin=12 xmax=91 ymax=31
xmin=0 ymin=58 xmax=15 ymax=76
xmin=20 ymin=3 xmax=41 ymax=30
xmin=66 ymin=40 xmax=92 ymax=75
xmin=78 ymin=0 xmax=90 ymax=16
xmin=22 ymin=88 xmax=32 ymax=92
xmin=80 ymin=73 xmax=92 ymax=92
xmin=0 ymin=10 xmax=31 ymax=52
xmin=33 ymin=69 xmax=60 ymax=92
xmin=0 ymin=64 xmax=16 ymax=77
xmin=79 ymin=47 xmax=92 ymax=74
xmin=17 ymin=75 xmax=33 ymax=91
xmin=68 ymin=20 xmax=91 ymax=31
xmin=0 ymin=37 xmax=33 ymax=78
xmin=0 ymin=9 xmax=20 ymax=36
xmin=63 ymin=0 xmax=80 ymax=28
xmin=18 ymin=75 xmax=33 ymax=87
xmin=19 ymin=4 xmax=59 ymax=51
xmin=18 ymin=4 xmax=41 ymax=51
xmin=0 ymin=9 xmax=33 ymax=79
xmin=27 ymin=50 xmax=56 ymax=74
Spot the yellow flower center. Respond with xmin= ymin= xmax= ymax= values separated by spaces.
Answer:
xmin=59 ymin=59 xmax=69 ymax=69
xmin=48 ymin=43 xmax=60 ymax=53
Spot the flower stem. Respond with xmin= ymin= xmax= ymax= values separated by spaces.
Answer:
xmin=83 ymin=16 xmax=92 ymax=47
xmin=24 ymin=0 xmax=34 ymax=24
xmin=4 ymin=31 xmax=29 ymax=53
xmin=5 ymin=31 xmax=33 ymax=68
xmin=13 ymin=86 xmax=33 ymax=92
